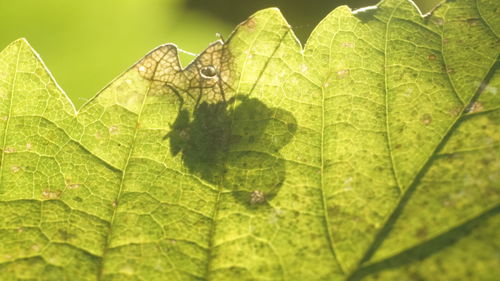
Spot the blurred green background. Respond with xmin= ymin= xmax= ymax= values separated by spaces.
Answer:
xmin=0 ymin=0 xmax=440 ymax=108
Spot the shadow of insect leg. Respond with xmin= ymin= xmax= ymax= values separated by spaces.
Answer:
xmin=162 ymin=83 xmax=191 ymax=141
xmin=164 ymin=83 xmax=186 ymax=111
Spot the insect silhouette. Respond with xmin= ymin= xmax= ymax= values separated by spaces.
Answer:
xmin=135 ymin=39 xmax=297 ymax=206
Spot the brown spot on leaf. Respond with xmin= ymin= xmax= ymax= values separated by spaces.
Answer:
xmin=449 ymin=107 xmax=462 ymax=117
xmin=341 ymin=42 xmax=355 ymax=48
xmin=421 ymin=114 xmax=432 ymax=125
xmin=250 ymin=190 xmax=266 ymax=205
xmin=434 ymin=18 xmax=444 ymax=26
xmin=428 ymin=54 xmax=437 ymax=61
xmin=337 ymin=69 xmax=349 ymax=78
xmin=11 ymin=166 xmax=21 ymax=173
xmin=241 ymin=17 xmax=256 ymax=30
xmin=42 ymin=190 xmax=62 ymax=199
xmin=328 ymin=205 xmax=341 ymax=217
xmin=467 ymin=18 xmax=479 ymax=26
xmin=67 ymin=183 xmax=81 ymax=190
xmin=466 ymin=101 xmax=484 ymax=113
xmin=31 ymin=244 xmax=40 ymax=252
xmin=416 ymin=227 xmax=428 ymax=239
xmin=58 ymin=229 xmax=77 ymax=240
xmin=109 ymin=125 xmax=119 ymax=135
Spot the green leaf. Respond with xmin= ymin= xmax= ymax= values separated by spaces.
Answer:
xmin=0 ymin=0 xmax=498 ymax=280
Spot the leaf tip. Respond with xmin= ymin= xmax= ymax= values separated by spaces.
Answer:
xmin=13 ymin=37 xmax=29 ymax=44
xmin=246 ymin=7 xmax=290 ymax=28
xmin=1 ymin=38 xmax=29 ymax=53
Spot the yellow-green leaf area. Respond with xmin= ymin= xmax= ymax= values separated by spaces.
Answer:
xmin=0 ymin=0 xmax=498 ymax=280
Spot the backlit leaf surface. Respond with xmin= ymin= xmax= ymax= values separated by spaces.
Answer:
xmin=0 ymin=0 xmax=498 ymax=280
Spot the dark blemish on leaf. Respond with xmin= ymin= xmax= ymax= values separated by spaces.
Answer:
xmin=467 ymin=18 xmax=479 ymax=26
xmin=328 ymin=205 xmax=341 ymax=217
xmin=409 ymin=271 xmax=425 ymax=281
xmin=74 ymin=196 xmax=83 ymax=203
xmin=58 ymin=229 xmax=77 ymax=240
xmin=446 ymin=68 xmax=455 ymax=74
xmin=443 ymin=38 xmax=449 ymax=44
xmin=428 ymin=54 xmax=437 ymax=61
xmin=421 ymin=114 xmax=432 ymax=125
xmin=434 ymin=17 xmax=444 ymax=26
xmin=416 ymin=227 xmax=428 ymax=239
xmin=112 ymin=201 xmax=118 ymax=208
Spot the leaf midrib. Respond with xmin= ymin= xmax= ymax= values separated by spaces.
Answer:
xmin=382 ymin=1 xmax=405 ymax=196
xmin=204 ymin=18 xmax=292 ymax=280
xmin=96 ymin=49 xmax=172 ymax=280
xmin=0 ymin=41 xmax=22 ymax=188
xmin=475 ymin=0 xmax=499 ymax=38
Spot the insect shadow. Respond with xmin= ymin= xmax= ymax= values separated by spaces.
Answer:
xmin=165 ymin=95 xmax=297 ymax=206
